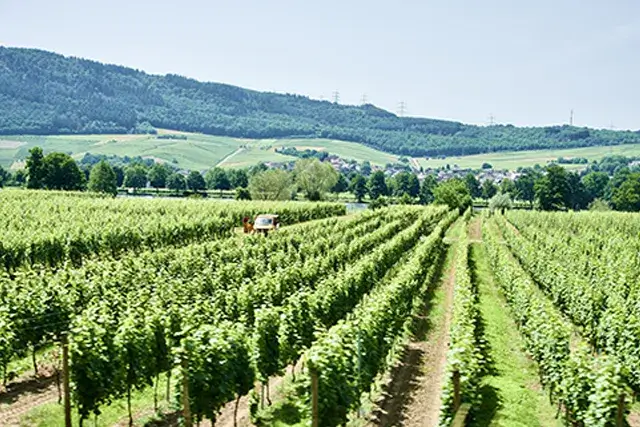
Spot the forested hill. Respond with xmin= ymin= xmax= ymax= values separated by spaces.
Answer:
xmin=2 ymin=46 xmax=640 ymax=157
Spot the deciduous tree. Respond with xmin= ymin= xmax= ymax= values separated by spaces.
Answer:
xmin=582 ymin=171 xmax=609 ymax=201
xmin=228 ymin=169 xmax=249 ymax=189
xmin=88 ymin=161 xmax=118 ymax=196
xmin=42 ymin=152 xmax=86 ymax=190
xmin=293 ymin=158 xmax=338 ymax=201
xmin=392 ymin=172 xmax=420 ymax=198
xmin=26 ymin=147 xmax=46 ymax=189
xmin=419 ymin=175 xmax=438 ymax=204
xmin=464 ymin=173 xmax=481 ymax=199
xmin=0 ymin=165 xmax=8 ymax=188
xmin=124 ymin=165 xmax=148 ymax=191
xmin=611 ymin=173 xmax=640 ymax=211
xmin=187 ymin=171 xmax=206 ymax=192
xmin=167 ymin=173 xmax=186 ymax=193
xmin=368 ymin=171 xmax=388 ymax=200
xmin=331 ymin=173 xmax=349 ymax=193
xmin=481 ymin=179 xmax=497 ymax=200
xmin=515 ymin=171 xmax=538 ymax=207
xmin=534 ymin=164 xmax=570 ymax=211
xmin=147 ymin=164 xmax=170 ymax=189
xmin=249 ymin=169 xmax=292 ymax=200
xmin=205 ymin=167 xmax=231 ymax=193
xmin=433 ymin=178 xmax=471 ymax=213
xmin=349 ymin=174 xmax=367 ymax=202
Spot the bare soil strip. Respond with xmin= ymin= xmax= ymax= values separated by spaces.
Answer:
xmin=367 ymin=227 xmax=459 ymax=426
xmin=0 ymin=379 xmax=59 ymax=427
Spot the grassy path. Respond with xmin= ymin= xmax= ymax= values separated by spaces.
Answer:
xmin=469 ymin=216 xmax=560 ymax=427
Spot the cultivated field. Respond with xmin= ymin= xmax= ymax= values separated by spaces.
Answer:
xmin=1 ymin=191 xmax=640 ymax=427
xmin=0 ymin=132 xmax=395 ymax=171
xmin=415 ymin=143 xmax=640 ymax=170
xmin=4 ymin=130 xmax=639 ymax=172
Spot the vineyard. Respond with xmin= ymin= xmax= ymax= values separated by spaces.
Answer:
xmin=1 ymin=190 xmax=640 ymax=427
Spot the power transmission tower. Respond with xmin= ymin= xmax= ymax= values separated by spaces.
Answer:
xmin=488 ymin=114 xmax=495 ymax=126
xmin=569 ymin=109 xmax=574 ymax=126
xmin=398 ymin=101 xmax=406 ymax=117
xmin=609 ymin=121 xmax=615 ymax=130
xmin=361 ymin=94 xmax=368 ymax=105
xmin=332 ymin=91 xmax=340 ymax=104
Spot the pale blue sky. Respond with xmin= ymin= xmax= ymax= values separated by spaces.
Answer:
xmin=2 ymin=0 xmax=639 ymax=129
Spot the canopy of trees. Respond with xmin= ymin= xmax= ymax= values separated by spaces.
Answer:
xmin=187 ymin=171 xmax=206 ymax=192
xmin=248 ymin=169 xmax=292 ymax=200
xmin=123 ymin=165 xmax=148 ymax=190
xmin=0 ymin=165 xmax=8 ymax=187
xmin=368 ymin=171 xmax=389 ymax=200
xmin=433 ymin=178 xmax=472 ymax=213
xmin=205 ymin=167 xmax=231 ymax=192
xmin=88 ymin=160 xmax=117 ymax=196
xmin=167 ymin=173 xmax=186 ymax=192
xmin=25 ymin=147 xmax=85 ymax=190
xmin=3 ymin=47 xmax=640 ymax=157
xmin=293 ymin=158 xmax=338 ymax=201
xmin=147 ymin=164 xmax=171 ymax=189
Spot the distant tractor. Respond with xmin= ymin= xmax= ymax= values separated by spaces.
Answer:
xmin=243 ymin=214 xmax=280 ymax=235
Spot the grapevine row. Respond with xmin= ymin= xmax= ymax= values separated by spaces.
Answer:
xmin=0 ymin=189 xmax=345 ymax=270
xmin=438 ymin=211 xmax=482 ymax=426
xmin=483 ymin=218 xmax=625 ymax=426
xmin=0 ymin=206 xmax=398 ymax=378
xmin=500 ymin=211 xmax=640 ymax=391
xmin=156 ymin=208 xmax=451 ymax=424
xmin=62 ymin=207 xmax=443 ymax=423
xmin=298 ymin=211 xmax=456 ymax=426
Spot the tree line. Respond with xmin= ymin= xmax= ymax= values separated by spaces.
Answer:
xmin=2 ymin=47 xmax=640 ymax=157
xmin=2 ymin=147 xmax=639 ymax=213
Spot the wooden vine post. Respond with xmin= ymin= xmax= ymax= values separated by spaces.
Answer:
xmin=453 ymin=370 xmax=461 ymax=412
xmin=450 ymin=370 xmax=471 ymax=427
xmin=311 ymin=369 xmax=319 ymax=427
xmin=181 ymin=355 xmax=192 ymax=427
xmin=62 ymin=334 xmax=72 ymax=427
xmin=616 ymin=393 xmax=625 ymax=427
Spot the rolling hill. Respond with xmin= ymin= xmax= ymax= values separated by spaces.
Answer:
xmin=3 ymin=129 xmax=640 ymax=172
xmin=2 ymin=46 xmax=640 ymax=159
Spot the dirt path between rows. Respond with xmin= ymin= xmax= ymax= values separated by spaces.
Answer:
xmin=0 ymin=379 xmax=59 ymax=427
xmin=469 ymin=217 xmax=482 ymax=243
xmin=368 ymin=239 xmax=457 ymax=426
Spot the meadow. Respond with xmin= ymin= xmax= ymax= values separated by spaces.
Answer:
xmin=0 ymin=131 xmax=397 ymax=171
xmin=415 ymin=142 xmax=640 ymax=170
xmin=2 ymin=130 xmax=640 ymax=173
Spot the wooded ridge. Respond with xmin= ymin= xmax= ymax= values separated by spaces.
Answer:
xmin=2 ymin=46 xmax=640 ymax=156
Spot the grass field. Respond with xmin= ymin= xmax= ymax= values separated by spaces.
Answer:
xmin=415 ymin=143 xmax=640 ymax=171
xmin=0 ymin=132 xmax=397 ymax=171
xmin=2 ymin=130 xmax=640 ymax=171
xmin=0 ymin=132 xmax=240 ymax=171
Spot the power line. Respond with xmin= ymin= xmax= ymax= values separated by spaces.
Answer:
xmin=398 ymin=101 xmax=406 ymax=117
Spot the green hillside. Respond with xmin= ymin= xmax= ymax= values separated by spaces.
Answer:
xmin=0 ymin=131 xmax=399 ymax=171
xmin=416 ymin=143 xmax=640 ymax=171
xmin=2 ymin=46 xmax=640 ymax=158
xmin=3 ymin=129 xmax=639 ymax=171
